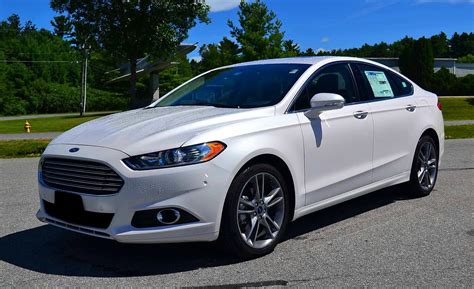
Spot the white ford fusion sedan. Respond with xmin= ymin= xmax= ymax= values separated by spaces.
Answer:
xmin=37 ymin=56 xmax=444 ymax=257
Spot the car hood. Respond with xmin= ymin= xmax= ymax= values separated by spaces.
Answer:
xmin=51 ymin=106 xmax=274 ymax=155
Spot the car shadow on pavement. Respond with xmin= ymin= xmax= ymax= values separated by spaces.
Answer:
xmin=0 ymin=185 xmax=417 ymax=277
xmin=283 ymin=184 xmax=417 ymax=242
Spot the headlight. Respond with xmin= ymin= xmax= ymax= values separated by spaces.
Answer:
xmin=123 ymin=141 xmax=226 ymax=170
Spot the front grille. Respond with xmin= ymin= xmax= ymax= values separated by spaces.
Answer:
xmin=41 ymin=157 xmax=124 ymax=195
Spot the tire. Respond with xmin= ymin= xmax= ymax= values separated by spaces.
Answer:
xmin=220 ymin=163 xmax=290 ymax=259
xmin=407 ymin=135 xmax=439 ymax=197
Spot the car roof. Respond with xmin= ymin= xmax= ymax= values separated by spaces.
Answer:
xmin=229 ymin=56 xmax=376 ymax=67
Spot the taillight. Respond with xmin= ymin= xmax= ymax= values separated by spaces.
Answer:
xmin=437 ymin=101 xmax=442 ymax=110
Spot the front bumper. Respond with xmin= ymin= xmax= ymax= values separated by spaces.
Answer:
xmin=37 ymin=144 xmax=232 ymax=243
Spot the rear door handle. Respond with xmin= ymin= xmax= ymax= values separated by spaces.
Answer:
xmin=353 ymin=111 xmax=368 ymax=119
xmin=406 ymin=104 xmax=416 ymax=112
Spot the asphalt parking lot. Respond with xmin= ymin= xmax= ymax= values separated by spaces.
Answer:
xmin=1 ymin=139 xmax=473 ymax=287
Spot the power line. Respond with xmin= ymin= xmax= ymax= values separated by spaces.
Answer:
xmin=0 ymin=60 xmax=79 ymax=63
xmin=0 ymin=52 xmax=78 ymax=55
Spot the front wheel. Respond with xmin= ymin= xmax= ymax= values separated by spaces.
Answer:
xmin=407 ymin=135 xmax=439 ymax=197
xmin=220 ymin=163 xmax=290 ymax=258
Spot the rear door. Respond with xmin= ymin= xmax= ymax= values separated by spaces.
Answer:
xmin=351 ymin=63 xmax=418 ymax=182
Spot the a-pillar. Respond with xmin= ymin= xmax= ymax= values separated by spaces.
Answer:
xmin=150 ymin=72 xmax=160 ymax=101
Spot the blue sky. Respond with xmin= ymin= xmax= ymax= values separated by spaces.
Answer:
xmin=1 ymin=0 xmax=473 ymax=60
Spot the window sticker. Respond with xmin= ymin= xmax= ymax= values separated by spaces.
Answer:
xmin=364 ymin=71 xmax=394 ymax=97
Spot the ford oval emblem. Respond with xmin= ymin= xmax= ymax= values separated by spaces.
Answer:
xmin=69 ymin=147 xmax=80 ymax=153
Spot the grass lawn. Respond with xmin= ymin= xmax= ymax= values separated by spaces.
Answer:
xmin=0 ymin=139 xmax=50 ymax=158
xmin=444 ymin=124 xmax=474 ymax=139
xmin=439 ymin=98 xmax=474 ymax=121
xmin=0 ymin=114 xmax=109 ymax=134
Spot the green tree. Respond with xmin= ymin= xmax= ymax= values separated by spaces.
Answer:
xmin=448 ymin=32 xmax=474 ymax=57
xmin=431 ymin=67 xmax=457 ymax=96
xmin=51 ymin=0 xmax=209 ymax=107
xmin=159 ymin=54 xmax=194 ymax=96
xmin=199 ymin=43 xmax=221 ymax=72
xmin=51 ymin=15 xmax=73 ymax=39
xmin=228 ymin=0 xmax=285 ymax=61
xmin=390 ymin=36 xmax=414 ymax=57
xmin=430 ymin=32 xmax=449 ymax=57
xmin=198 ymin=37 xmax=240 ymax=72
xmin=219 ymin=37 xmax=240 ymax=66
xmin=0 ymin=14 xmax=126 ymax=115
xmin=282 ymin=40 xmax=301 ymax=57
xmin=399 ymin=37 xmax=434 ymax=88
xmin=302 ymin=48 xmax=316 ymax=56
xmin=6 ymin=14 xmax=21 ymax=33
xmin=458 ymin=54 xmax=474 ymax=63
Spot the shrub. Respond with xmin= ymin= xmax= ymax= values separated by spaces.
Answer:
xmin=429 ymin=68 xmax=474 ymax=96
xmin=0 ymin=81 xmax=127 ymax=115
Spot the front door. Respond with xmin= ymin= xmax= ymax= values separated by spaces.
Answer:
xmin=291 ymin=63 xmax=374 ymax=205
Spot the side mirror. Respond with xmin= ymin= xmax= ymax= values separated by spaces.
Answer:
xmin=304 ymin=93 xmax=345 ymax=119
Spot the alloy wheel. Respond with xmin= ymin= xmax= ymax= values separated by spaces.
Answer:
xmin=236 ymin=172 xmax=285 ymax=249
xmin=417 ymin=142 xmax=437 ymax=190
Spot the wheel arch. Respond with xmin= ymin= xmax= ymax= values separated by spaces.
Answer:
xmin=234 ymin=154 xmax=296 ymax=221
xmin=420 ymin=128 xmax=440 ymax=153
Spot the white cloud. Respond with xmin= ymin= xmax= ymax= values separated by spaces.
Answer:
xmin=321 ymin=37 xmax=330 ymax=43
xmin=351 ymin=0 xmax=472 ymax=20
xmin=366 ymin=0 xmax=473 ymax=3
xmin=189 ymin=56 xmax=202 ymax=62
xmin=415 ymin=0 xmax=474 ymax=3
xmin=205 ymin=0 xmax=242 ymax=12
xmin=348 ymin=0 xmax=399 ymax=20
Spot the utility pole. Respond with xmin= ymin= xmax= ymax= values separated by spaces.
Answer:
xmin=80 ymin=46 xmax=85 ymax=116
xmin=79 ymin=44 xmax=90 ymax=116
xmin=83 ymin=50 xmax=88 ymax=116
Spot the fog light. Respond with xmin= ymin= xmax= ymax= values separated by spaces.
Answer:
xmin=157 ymin=209 xmax=181 ymax=225
xmin=131 ymin=207 xmax=199 ymax=228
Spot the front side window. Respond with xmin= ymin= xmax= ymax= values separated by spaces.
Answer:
xmin=291 ymin=63 xmax=358 ymax=111
xmin=155 ymin=64 xmax=310 ymax=109
xmin=352 ymin=63 xmax=413 ymax=100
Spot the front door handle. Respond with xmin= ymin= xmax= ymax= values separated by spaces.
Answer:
xmin=406 ymin=104 xmax=416 ymax=112
xmin=353 ymin=111 xmax=368 ymax=119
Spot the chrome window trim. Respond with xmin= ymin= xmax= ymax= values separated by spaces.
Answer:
xmin=286 ymin=60 xmax=415 ymax=114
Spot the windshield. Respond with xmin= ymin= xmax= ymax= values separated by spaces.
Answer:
xmin=154 ymin=63 xmax=310 ymax=108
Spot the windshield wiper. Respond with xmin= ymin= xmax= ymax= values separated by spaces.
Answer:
xmin=175 ymin=103 xmax=239 ymax=108
xmin=144 ymin=103 xmax=240 ymax=109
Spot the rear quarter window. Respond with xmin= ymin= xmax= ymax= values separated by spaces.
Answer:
xmin=386 ymin=71 xmax=413 ymax=96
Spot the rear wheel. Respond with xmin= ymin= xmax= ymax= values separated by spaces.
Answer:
xmin=220 ymin=163 xmax=290 ymax=258
xmin=407 ymin=135 xmax=439 ymax=197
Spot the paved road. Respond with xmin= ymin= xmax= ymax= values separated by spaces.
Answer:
xmin=444 ymin=120 xmax=474 ymax=126
xmin=0 ymin=132 xmax=62 ymax=140
xmin=0 ymin=111 xmax=118 ymax=121
xmin=438 ymin=96 xmax=474 ymax=98
xmin=0 ymin=140 xmax=473 ymax=287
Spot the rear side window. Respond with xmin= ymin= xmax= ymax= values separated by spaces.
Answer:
xmin=352 ymin=63 xmax=413 ymax=100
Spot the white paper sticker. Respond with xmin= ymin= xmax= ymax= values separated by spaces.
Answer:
xmin=364 ymin=71 xmax=394 ymax=97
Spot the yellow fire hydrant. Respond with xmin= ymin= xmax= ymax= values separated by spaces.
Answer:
xmin=24 ymin=120 xmax=32 ymax=133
